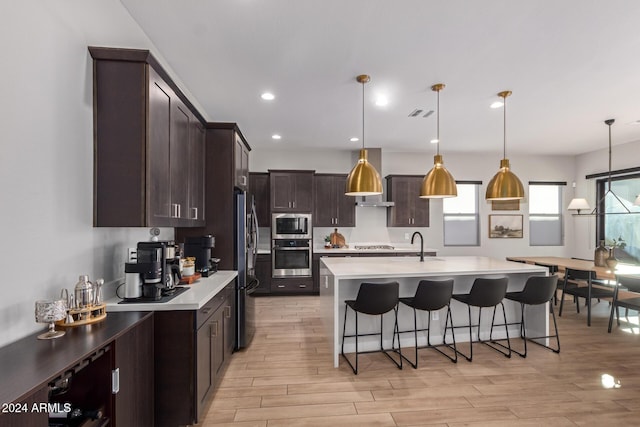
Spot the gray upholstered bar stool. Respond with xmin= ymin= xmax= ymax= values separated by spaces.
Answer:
xmin=395 ymin=279 xmax=457 ymax=368
xmin=450 ymin=277 xmax=511 ymax=361
xmin=504 ymin=275 xmax=560 ymax=357
xmin=341 ymin=282 xmax=402 ymax=374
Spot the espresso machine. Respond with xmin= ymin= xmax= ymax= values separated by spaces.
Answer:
xmin=184 ymin=235 xmax=217 ymax=277
xmin=124 ymin=240 xmax=182 ymax=300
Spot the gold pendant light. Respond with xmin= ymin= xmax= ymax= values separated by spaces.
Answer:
xmin=420 ymin=83 xmax=457 ymax=198
xmin=345 ymin=74 xmax=383 ymax=196
xmin=485 ymin=90 xmax=524 ymax=201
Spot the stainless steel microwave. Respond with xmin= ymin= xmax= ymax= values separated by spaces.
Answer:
xmin=272 ymin=213 xmax=312 ymax=239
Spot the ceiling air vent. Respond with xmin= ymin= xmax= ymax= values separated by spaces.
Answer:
xmin=408 ymin=109 xmax=434 ymax=118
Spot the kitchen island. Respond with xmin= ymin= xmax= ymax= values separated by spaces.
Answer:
xmin=319 ymin=256 xmax=547 ymax=367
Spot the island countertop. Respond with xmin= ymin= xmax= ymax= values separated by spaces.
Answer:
xmin=319 ymin=256 xmax=548 ymax=367
xmin=105 ymin=270 xmax=237 ymax=311
xmin=320 ymin=255 xmax=544 ymax=278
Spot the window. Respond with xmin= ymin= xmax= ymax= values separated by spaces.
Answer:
xmin=443 ymin=182 xmax=480 ymax=246
xmin=596 ymin=173 xmax=640 ymax=263
xmin=529 ymin=182 xmax=564 ymax=246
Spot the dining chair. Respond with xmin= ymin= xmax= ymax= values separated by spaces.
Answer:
xmin=559 ymin=268 xmax=615 ymax=326
xmin=608 ymin=275 xmax=640 ymax=333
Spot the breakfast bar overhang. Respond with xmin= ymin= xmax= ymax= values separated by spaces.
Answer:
xmin=319 ymin=256 xmax=548 ymax=367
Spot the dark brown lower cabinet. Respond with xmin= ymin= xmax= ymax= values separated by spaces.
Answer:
xmin=113 ymin=314 xmax=154 ymax=427
xmin=270 ymin=277 xmax=314 ymax=294
xmin=254 ymin=254 xmax=272 ymax=295
xmin=154 ymin=282 xmax=235 ymax=426
xmin=0 ymin=312 xmax=153 ymax=427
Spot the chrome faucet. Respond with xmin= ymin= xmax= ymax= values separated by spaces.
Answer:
xmin=411 ymin=231 xmax=424 ymax=262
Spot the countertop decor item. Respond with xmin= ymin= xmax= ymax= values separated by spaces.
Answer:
xmin=330 ymin=228 xmax=346 ymax=248
xmin=35 ymin=299 xmax=67 ymax=339
xmin=345 ymin=74 xmax=383 ymax=196
xmin=420 ymin=83 xmax=457 ymax=198
xmin=486 ymin=90 xmax=524 ymax=201
xmin=594 ymin=240 xmax=608 ymax=267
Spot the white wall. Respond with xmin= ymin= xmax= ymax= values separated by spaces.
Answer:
xmin=250 ymin=147 xmax=576 ymax=260
xmin=0 ymin=1 xmax=202 ymax=347
xmin=572 ymin=139 xmax=640 ymax=260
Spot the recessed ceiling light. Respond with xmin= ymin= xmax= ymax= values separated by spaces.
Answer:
xmin=490 ymin=101 xmax=504 ymax=109
xmin=271 ymin=134 xmax=281 ymax=140
xmin=430 ymin=139 xmax=439 ymax=144
xmin=375 ymin=96 xmax=388 ymax=107
xmin=261 ymin=92 xmax=275 ymax=101
xmin=350 ymin=137 xmax=359 ymax=142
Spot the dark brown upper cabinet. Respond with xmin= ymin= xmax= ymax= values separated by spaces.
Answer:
xmin=90 ymin=47 xmax=206 ymax=227
xmin=249 ymin=172 xmax=270 ymax=227
xmin=386 ymin=175 xmax=430 ymax=227
xmin=269 ymin=170 xmax=314 ymax=213
xmin=314 ymin=174 xmax=355 ymax=227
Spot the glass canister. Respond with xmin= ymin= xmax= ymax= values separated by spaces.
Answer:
xmin=594 ymin=240 xmax=608 ymax=267
xmin=74 ymin=275 xmax=94 ymax=309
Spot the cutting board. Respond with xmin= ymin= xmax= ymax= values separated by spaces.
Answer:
xmin=180 ymin=272 xmax=201 ymax=285
xmin=330 ymin=228 xmax=346 ymax=248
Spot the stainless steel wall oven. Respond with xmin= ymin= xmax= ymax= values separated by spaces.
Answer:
xmin=272 ymin=239 xmax=312 ymax=277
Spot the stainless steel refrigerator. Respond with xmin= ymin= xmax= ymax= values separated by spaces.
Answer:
xmin=235 ymin=190 xmax=258 ymax=349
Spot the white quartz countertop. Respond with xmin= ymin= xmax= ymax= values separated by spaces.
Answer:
xmin=105 ymin=270 xmax=237 ymax=311
xmin=314 ymin=246 xmax=437 ymax=254
xmin=320 ymin=256 xmax=546 ymax=279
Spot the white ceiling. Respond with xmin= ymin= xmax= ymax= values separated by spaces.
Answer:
xmin=120 ymin=0 xmax=640 ymax=156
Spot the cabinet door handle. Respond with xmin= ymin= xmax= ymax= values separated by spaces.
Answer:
xmin=112 ymin=368 xmax=120 ymax=394
xmin=172 ymin=203 xmax=179 ymax=218
xmin=192 ymin=207 xmax=198 ymax=220
xmin=277 ymin=285 xmax=285 ymax=288
xmin=240 ymin=175 xmax=247 ymax=186
xmin=293 ymin=201 xmax=296 ymax=208
xmin=210 ymin=321 xmax=219 ymax=338
xmin=298 ymin=284 xmax=307 ymax=288
xmin=224 ymin=305 xmax=231 ymax=318
xmin=201 ymin=308 xmax=211 ymax=316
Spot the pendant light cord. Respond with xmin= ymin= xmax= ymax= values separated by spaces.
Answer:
xmin=503 ymin=95 xmax=507 ymax=160
xmin=608 ymin=121 xmax=612 ymax=192
xmin=436 ymin=88 xmax=440 ymax=156
xmin=361 ymin=80 xmax=365 ymax=151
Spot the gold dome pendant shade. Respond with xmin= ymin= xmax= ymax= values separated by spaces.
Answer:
xmin=420 ymin=83 xmax=457 ymax=198
xmin=485 ymin=90 xmax=524 ymax=201
xmin=345 ymin=75 xmax=383 ymax=196
xmin=345 ymin=148 xmax=383 ymax=196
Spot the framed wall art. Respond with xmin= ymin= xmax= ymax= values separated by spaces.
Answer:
xmin=489 ymin=214 xmax=523 ymax=238
xmin=491 ymin=200 xmax=520 ymax=211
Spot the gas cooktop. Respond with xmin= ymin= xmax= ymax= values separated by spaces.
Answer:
xmin=353 ymin=244 xmax=396 ymax=250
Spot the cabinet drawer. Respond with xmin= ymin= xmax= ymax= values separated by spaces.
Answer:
xmin=271 ymin=278 xmax=314 ymax=293
xmin=197 ymin=291 xmax=227 ymax=329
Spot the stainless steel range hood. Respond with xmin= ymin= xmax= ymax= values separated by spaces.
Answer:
xmin=352 ymin=148 xmax=395 ymax=207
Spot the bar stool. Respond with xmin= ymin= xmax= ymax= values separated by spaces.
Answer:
xmin=341 ymin=282 xmax=402 ymax=374
xmin=450 ymin=277 xmax=511 ymax=361
xmin=533 ymin=262 xmax=560 ymax=304
xmin=395 ymin=279 xmax=457 ymax=368
xmin=504 ymin=275 xmax=560 ymax=357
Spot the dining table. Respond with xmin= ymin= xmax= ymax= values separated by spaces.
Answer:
xmin=505 ymin=256 xmax=618 ymax=280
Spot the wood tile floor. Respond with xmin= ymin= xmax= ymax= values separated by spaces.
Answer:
xmin=201 ymin=295 xmax=640 ymax=426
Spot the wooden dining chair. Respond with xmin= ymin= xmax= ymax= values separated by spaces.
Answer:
xmin=608 ymin=275 xmax=640 ymax=333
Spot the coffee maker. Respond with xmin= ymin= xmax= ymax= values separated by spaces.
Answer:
xmin=129 ymin=240 xmax=181 ymax=299
xmin=184 ymin=235 xmax=217 ymax=277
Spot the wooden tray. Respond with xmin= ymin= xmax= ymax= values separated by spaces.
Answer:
xmin=180 ymin=272 xmax=201 ymax=285
xmin=56 ymin=303 xmax=107 ymax=327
